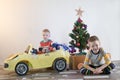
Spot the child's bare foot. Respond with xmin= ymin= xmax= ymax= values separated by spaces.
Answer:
xmin=77 ymin=63 xmax=83 ymax=70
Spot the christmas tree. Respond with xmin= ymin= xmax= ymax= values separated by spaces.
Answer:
xmin=69 ymin=8 xmax=90 ymax=55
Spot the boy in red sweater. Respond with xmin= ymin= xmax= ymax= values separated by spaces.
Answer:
xmin=39 ymin=29 xmax=54 ymax=53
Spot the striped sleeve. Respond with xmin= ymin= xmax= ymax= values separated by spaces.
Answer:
xmin=101 ymin=48 xmax=111 ymax=65
xmin=84 ymin=51 xmax=91 ymax=68
xmin=104 ymin=53 xmax=111 ymax=65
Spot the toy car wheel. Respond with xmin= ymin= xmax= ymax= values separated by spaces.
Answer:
xmin=15 ymin=62 xmax=29 ymax=76
xmin=53 ymin=59 xmax=66 ymax=72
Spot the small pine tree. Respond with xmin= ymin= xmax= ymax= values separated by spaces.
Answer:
xmin=69 ymin=8 xmax=90 ymax=55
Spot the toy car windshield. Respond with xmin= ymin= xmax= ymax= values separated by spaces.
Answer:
xmin=24 ymin=44 xmax=32 ymax=54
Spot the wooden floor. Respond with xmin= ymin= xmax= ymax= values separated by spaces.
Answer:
xmin=0 ymin=60 xmax=120 ymax=80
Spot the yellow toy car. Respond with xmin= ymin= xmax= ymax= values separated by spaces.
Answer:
xmin=4 ymin=44 xmax=70 ymax=76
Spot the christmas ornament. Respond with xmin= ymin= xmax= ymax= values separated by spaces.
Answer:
xmin=71 ymin=40 xmax=74 ymax=43
xmin=74 ymin=26 xmax=77 ymax=30
xmin=76 ymin=43 xmax=80 ymax=46
xmin=69 ymin=46 xmax=76 ymax=53
xmin=82 ymin=26 xmax=86 ymax=29
xmin=83 ymin=24 xmax=87 ymax=29
xmin=76 ymin=36 xmax=79 ymax=38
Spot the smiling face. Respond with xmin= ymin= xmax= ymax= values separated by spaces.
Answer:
xmin=89 ymin=40 xmax=101 ymax=54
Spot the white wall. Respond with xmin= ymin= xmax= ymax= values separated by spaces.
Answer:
xmin=0 ymin=0 xmax=120 ymax=65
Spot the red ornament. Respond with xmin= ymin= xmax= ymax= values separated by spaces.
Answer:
xmin=76 ymin=43 xmax=80 ymax=46
xmin=74 ymin=26 xmax=77 ymax=30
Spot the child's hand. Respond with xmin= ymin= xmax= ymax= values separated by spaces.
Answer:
xmin=42 ymin=49 xmax=45 ymax=53
xmin=94 ymin=68 xmax=103 ymax=74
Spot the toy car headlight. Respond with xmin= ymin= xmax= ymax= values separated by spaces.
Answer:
xmin=4 ymin=63 xmax=9 ymax=68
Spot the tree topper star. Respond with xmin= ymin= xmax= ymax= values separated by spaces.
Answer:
xmin=75 ymin=8 xmax=84 ymax=17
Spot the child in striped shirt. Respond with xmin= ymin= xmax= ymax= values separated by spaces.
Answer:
xmin=80 ymin=36 xmax=115 ymax=75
